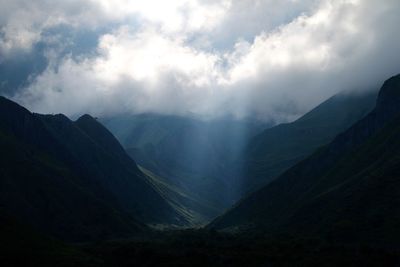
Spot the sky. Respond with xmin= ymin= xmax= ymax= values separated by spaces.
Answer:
xmin=1 ymin=0 xmax=400 ymax=122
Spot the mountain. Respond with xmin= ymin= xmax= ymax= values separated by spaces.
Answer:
xmin=238 ymin=91 xmax=377 ymax=194
xmin=101 ymin=114 xmax=266 ymax=222
xmin=210 ymin=74 xmax=400 ymax=245
xmin=101 ymin=92 xmax=376 ymax=223
xmin=39 ymin=113 xmax=186 ymax=225
xmin=0 ymin=97 xmax=188 ymax=241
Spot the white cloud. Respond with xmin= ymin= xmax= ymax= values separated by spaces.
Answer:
xmin=16 ymin=26 xmax=223 ymax=116
xmin=0 ymin=0 xmax=231 ymax=56
xmin=4 ymin=0 xmax=400 ymax=122
xmin=93 ymin=27 xmax=220 ymax=85
xmin=0 ymin=0 xmax=97 ymax=54
xmin=96 ymin=0 xmax=231 ymax=33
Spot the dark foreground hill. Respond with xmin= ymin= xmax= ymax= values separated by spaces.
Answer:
xmin=3 ymin=224 xmax=399 ymax=267
xmin=210 ymin=74 xmax=400 ymax=246
xmin=0 ymin=97 xmax=188 ymax=241
xmin=0 ymin=211 xmax=101 ymax=267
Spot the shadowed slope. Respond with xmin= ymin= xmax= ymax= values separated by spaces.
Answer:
xmin=210 ymin=74 xmax=400 ymax=245
xmin=0 ymin=97 xmax=189 ymax=241
xmin=239 ymin=91 xmax=377 ymax=193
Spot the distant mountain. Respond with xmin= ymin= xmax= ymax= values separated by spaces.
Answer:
xmin=101 ymin=114 xmax=266 ymax=222
xmin=239 ymin=91 xmax=377 ymax=194
xmin=210 ymin=74 xmax=400 ymax=245
xmin=0 ymin=97 xmax=188 ymax=241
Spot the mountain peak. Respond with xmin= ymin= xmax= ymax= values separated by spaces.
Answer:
xmin=75 ymin=113 xmax=124 ymax=148
xmin=0 ymin=96 xmax=30 ymax=115
xmin=75 ymin=112 xmax=141 ymax=170
xmin=76 ymin=114 xmax=96 ymax=122
xmin=376 ymin=73 xmax=400 ymax=121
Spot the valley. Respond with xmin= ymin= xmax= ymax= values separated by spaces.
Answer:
xmin=2 ymin=1 xmax=400 ymax=265
xmin=1 ymin=74 xmax=400 ymax=266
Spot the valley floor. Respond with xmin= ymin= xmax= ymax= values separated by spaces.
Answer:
xmin=3 ymin=229 xmax=400 ymax=267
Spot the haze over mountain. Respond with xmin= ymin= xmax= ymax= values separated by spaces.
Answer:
xmin=102 ymin=114 xmax=267 ymax=222
xmin=101 ymin=91 xmax=377 ymax=223
xmin=210 ymin=74 xmax=400 ymax=245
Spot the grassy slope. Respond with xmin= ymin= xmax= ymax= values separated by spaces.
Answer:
xmin=139 ymin=166 xmax=220 ymax=226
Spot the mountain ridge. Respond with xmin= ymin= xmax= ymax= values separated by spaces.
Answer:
xmin=0 ymin=96 xmax=191 ymax=241
xmin=209 ymin=74 xmax=400 ymax=245
xmin=238 ymin=90 xmax=377 ymax=194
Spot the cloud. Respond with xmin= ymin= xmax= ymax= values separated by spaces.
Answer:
xmin=3 ymin=0 xmax=400 ymax=122
xmin=16 ymin=26 xmax=222 ymax=116
xmin=202 ymin=0 xmax=319 ymax=49
xmin=0 ymin=0 xmax=98 ymax=55
xmin=0 ymin=0 xmax=230 ymax=56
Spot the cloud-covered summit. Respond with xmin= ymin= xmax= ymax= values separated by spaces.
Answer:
xmin=1 ymin=0 xmax=400 ymax=122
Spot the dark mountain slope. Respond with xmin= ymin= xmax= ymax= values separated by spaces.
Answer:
xmin=239 ymin=91 xmax=377 ymax=193
xmin=75 ymin=115 xmax=196 ymax=226
xmin=0 ymin=97 xmax=140 ymax=241
xmin=75 ymin=114 xmax=136 ymax=166
xmin=210 ymin=74 xmax=400 ymax=245
xmin=38 ymin=113 xmax=185 ymax=225
xmin=0 ymin=97 xmax=188 ymax=241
